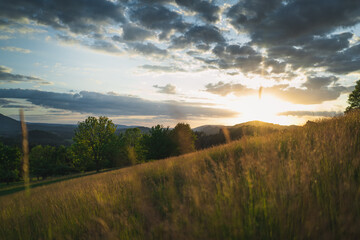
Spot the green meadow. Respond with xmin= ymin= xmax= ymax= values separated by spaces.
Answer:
xmin=1 ymin=111 xmax=360 ymax=239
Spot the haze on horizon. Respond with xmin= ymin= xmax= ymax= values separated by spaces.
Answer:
xmin=0 ymin=0 xmax=359 ymax=128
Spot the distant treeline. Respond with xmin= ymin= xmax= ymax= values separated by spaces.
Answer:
xmin=0 ymin=116 xmax=282 ymax=184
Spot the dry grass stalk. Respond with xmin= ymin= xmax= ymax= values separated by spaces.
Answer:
xmin=20 ymin=109 xmax=30 ymax=195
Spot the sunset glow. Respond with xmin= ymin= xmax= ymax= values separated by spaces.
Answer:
xmin=0 ymin=0 xmax=359 ymax=127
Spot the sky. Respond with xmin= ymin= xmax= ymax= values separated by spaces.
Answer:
xmin=0 ymin=0 xmax=360 ymax=127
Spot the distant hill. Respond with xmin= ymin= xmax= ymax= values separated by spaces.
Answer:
xmin=194 ymin=120 xmax=298 ymax=135
xmin=0 ymin=113 xmax=150 ymax=146
xmin=193 ymin=125 xmax=226 ymax=135
xmin=194 ymin=120 xmax=300 ymax=149
xmin=0 ymin=113 xmax=22 ymax=134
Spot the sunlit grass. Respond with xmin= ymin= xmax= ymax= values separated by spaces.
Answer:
xmin=1 ymin=111 xmax=360 ymax=239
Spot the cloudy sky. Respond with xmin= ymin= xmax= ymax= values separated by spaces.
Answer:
xmin=0 ymin=0 xmax=359 ymax=127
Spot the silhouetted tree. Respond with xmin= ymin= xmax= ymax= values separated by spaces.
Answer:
xmin=346 ymin=79 xmax=360 ymax=113
xmin=72 ymin=116 xmax=116 ymax=172
xmin=0 ymin=142 xmax=21 ymax=184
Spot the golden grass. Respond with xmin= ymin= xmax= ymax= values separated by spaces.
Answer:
xmin=1 ymin=111 xmax=360 ymax=239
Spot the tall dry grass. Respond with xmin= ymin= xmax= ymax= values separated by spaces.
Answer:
xmin=0 ymin=111 xmax=360 ymax=239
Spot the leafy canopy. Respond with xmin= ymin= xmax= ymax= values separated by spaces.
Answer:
xmin=346 ymin=79 xmax=360 ymax=113
xmin=73 ymin=116 xmax=116 ymax=172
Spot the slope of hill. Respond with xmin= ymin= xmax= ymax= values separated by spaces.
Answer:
xmin=0 ymin=113 xmax=21 ymax=134
xmin=0 ymin=113 xmax=150 ymax=146
xmin=193 ymin=124 xmax=225 ymax=135
xmin=194 ymin=120 xmax=298 ymax=136
xmin=1 ymin=111 xmax=359 ymax=239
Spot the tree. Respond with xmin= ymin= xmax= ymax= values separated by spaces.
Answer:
xmin=72 ymin=116 xmax=116 ymax=172
xmin=346 ymin=79 xmax=360 ymax=113
xmin=142 ymin=125 xmax=174 ymax=160
xmin=115 ymin=128 xmax=145 ymax=166
xmin=170 ymin=123 xmax=196 ymax=156
xmin=30 ymin=145 xmax=55 ymax=180
xmin=0 ymin=142 xmax=21 ymax=184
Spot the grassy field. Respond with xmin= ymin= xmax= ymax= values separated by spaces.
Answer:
xmin=0 ymin=169 xmax=117 ymax=197
xmin=1 ymin=111 xmax=360 ymax=239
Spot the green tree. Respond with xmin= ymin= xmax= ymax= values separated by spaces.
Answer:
xmin=142 ymin=125 xmax=174 ymax=160
xmin=30 ymin=145 xmax=55 ymax=180
xmin=171 ymin=123 xmax=196 ymax=156
xmin=52 ymin=146 xmax=75 ymax=175
xmin=0 ymin=142 xmax=21 ymax=184
xmin=72 ymin=116 xmax=116 ymax=172
xmin=346 ymin=79 xmax=360 ymax=113
xmin=123 ymin=128 xmax=145 ymax=165
xmin=114 ymin=128 xmax=145 ymax=167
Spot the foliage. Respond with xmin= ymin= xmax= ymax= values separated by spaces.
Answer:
xmin=72 ymin=116 xmax=116 ymax=172
xmin=30 ymin=145 xmax=75 ymax=179
xmin=117 ymin=128 xmax=146 ymax=166
xmin=30 ymin=145 xmax=55 ymax=179
xmin=346 ymin=79 xmax=360 ymax=113
xmin=170 ymin=123 xmax=196 ymax=155
xmin=0 ymin=143 xmax=21 ymax=184
xmin=142 ymin=125 xmax=174 ymax=160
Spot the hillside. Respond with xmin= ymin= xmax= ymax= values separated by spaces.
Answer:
xmin=0 ymin=113 xmax=21 ymax=134
xmin=194 ymin=120 xmax=297 ymax=136
xmin=0 ymin=113 xmax=150 ymax=146
xmin=1 ymin=111 xmax=360 ymax=239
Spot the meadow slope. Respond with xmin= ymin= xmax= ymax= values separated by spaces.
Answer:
xmin=1 ymin=111 xmax=360 ymax=239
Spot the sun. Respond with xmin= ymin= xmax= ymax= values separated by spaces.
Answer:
xmin=227 ymin=94 xmax=294 ymax=125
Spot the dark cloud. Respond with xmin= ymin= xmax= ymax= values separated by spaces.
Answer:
xmin=227 ymin=0 xmax=360 ymax=45
xmin=303 ymin=32 xmax=353 ymax=53
xmin=265 ymin=33 xmax=358 ymax=73
xmin=0 ymin=65 xmax=50 ymax=84
xmin=227 ymin=0 xmax=283 ymax=35
xmin=171 ymin=25 xmax=225 ymax=48
xmin=206 ymin=44 xmax=262 ymax=73
xmin=322 ymin=43 xmax=360 ymax=74
xmin=0 ymin=0 xmax=126 ymax=34
xmin=130 ymin=42 xmax=167 ymax=56
xmin=153 ymin=84 xmax=176 ymax=94
xmin=225 ymin=44 xmax=257 ymax=56
xmin=122 ymin=24 xmax=153 ymax=41
xmin=135 ymin=0 xmax=220 ymax=23
xmin=175 ymin=0 xmax=220 ymax=22
xmin=0 ymin=104 xmax=34 ymax=109
xmin=130 ymin=4 xmax=188 ymax=39
xmin=278 ymin=111 xmax=342 ymax=117
xmin=302 ymin=76 xmax=338 ymax=90
xmin=225 ymin=0 xmax=360 ymax=75
xmin=0 ymin=89 xmax=237 ymax=118
xmin=264 ymin=59 xmax=286 ymax=74
xmin=267 ymin=45 xmax=323 ymax=70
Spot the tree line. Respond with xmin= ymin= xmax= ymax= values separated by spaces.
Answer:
xmin=0 ymin=117 xmax=197 ymax=184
